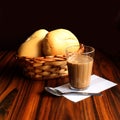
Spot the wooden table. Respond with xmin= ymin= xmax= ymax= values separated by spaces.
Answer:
xmin=0 ymin=50 xmax=120 ymax=120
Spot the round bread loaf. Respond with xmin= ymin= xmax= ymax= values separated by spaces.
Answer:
xmin=18 ymin=29 xmax=48 ymax=57
xmin=42 ymin=28 xmax=80 ymax=56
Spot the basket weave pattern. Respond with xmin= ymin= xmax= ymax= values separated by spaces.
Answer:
xmin=18 ymin=55 xmax=68 ymax=80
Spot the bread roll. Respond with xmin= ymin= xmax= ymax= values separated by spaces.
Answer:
xmin=18 ymin=29 xmax=48 ymax=57
xmin=42 ymin=28 xmax=80 ymax=56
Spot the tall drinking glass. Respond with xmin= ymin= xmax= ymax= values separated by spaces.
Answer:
xmin=66 ymin=45 xmax=95 ymax=90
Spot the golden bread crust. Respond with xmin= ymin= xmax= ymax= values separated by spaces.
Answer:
xmin=18 ymin=29 xmax=48 ymax=57
xmin=42 ymin=29 xmax=80 ymax=56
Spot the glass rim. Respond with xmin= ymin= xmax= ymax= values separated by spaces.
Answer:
xmin=66 ymin=44 xmax=95 ymax=54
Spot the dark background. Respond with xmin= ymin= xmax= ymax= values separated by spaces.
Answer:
xmin=0 ymin=0 xmax=120 ymax=58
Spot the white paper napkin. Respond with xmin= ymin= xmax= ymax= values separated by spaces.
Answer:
xmin=55 ymin=74 xmax=117 ymax=102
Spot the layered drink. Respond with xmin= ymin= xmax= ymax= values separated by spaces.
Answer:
xmin=67 ymin=54 xmax=93 ymax=90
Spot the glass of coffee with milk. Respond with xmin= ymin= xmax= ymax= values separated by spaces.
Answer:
xmin=66 ymin=44 xmax=95 ymax=90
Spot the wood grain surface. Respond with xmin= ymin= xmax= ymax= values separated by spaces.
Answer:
xmin=0 ymin=50 xmax=120 ymax=120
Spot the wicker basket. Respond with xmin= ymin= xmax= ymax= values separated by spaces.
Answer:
xmin=17 ymin=55 xmax=68 ymax=80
